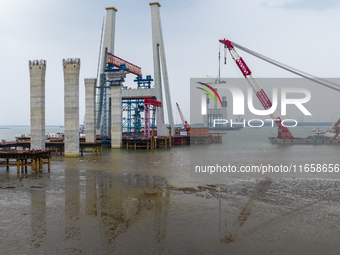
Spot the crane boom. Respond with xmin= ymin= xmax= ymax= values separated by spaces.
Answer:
xmin=219 ymin=39 xmax=294 ymax=139
xmin=176 ymin=102 xmax=190 ymax=131
xmin=228 ymin=41 xmax=340 ymax=93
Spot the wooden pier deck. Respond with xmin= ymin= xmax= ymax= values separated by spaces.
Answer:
xmin=122 ymin=133 xmax=223 ymax=150
xmin=0 ymin=150 xmax=51 ymax=173
xmin=0 ymin=141 xmax=102 ymax=156
xmin=0 ymin=130 xmax=223 ymax=153
xmin=45 ymin=141 xmax=102 ymax=155
xmin=123 ymin=136 xmax=172 ymax=150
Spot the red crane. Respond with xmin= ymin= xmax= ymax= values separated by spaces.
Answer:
xmin=220 ymin=39 xmax=340 ymax=140
xmin=176 ymin=102 xmax=190 ymax=131
xmin=79 ymin=115 xmax=86 ymax=133
xmin=219 ymin=39 xmax=294 ymax=139
xmin=331 ymin=119 xmax=340 ymax=140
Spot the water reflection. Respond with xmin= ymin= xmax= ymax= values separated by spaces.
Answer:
xmin=220 ymin=179 xmax=272 ymax=242
xmin=64 ymin=167 xmax=81 ymax=253
xmin=31 ymin=188 xmax=46 ymax=248
xmin=30 ymin=167 xmax=170 ymax=254
xmin=2 ymin=170 xmax=340 ymax=254
xmin=93 ymin=173 xmax=170 ymax=254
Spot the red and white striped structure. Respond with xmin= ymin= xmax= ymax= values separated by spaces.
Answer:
xmin=219 ymin=39 xmax=294 ymax=139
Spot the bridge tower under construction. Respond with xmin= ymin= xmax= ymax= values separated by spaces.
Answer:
xmin=95 ymin=2 xmax=174 ymax=148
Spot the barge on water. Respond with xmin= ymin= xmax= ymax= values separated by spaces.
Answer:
xmin=269 ymin=136 xmax=340 ymax=145
xmin=209 ymin=126 xmax=242 ymax=131
xmin=270 ymin=125 xmax=340 ymax=145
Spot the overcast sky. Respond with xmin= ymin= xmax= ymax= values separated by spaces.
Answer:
xmin=1 ymin=0 xmax=340 ymax=125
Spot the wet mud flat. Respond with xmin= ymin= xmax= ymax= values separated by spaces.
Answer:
xmin=1 ymin=162 xmax=340 ymax=254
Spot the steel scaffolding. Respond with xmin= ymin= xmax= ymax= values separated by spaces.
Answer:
xmin=96 ymin=51 xmax=158 ymax=139
xmin=134 ymin=75 xmax=153 ymax=89
xmin=122 ymin=97 xmax=157 ymax=136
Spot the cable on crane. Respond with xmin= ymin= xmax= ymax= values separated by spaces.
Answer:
xmin=230 ymin=41 xmax=340 ymax=93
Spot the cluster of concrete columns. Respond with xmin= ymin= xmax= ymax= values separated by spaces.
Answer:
xmin=29 ymin=59 xmax=97 ymax=157
xmin=29 ymin=2 xmax=174 ymax=153
xmin=105 ymin=2 xmax=174 ymax=147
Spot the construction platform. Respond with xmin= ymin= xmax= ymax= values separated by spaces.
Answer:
xmin=0 ymin=149 xmax=51 ymax=173
xmin=123 ymin=136 xmax=172 ymax=150
xmin=0 ymin=141 xmax=30 ymax=150
xmin=46 ymin=142 xmax=102 ymax=155
xmin=122 ymin=133 xmax=223 ymax=150
xmin=0 ymin=141 xmax=102 ymax=156
xmin=189 ymin=128 xmax=224 ymax=145
xmin=173 ymin=135 xmax=189 ymax=146
xmin=1 ymin=129 xmax=223 ymax=152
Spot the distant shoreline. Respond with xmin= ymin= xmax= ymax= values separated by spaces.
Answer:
xmin=191 ymin=122 xmax=334 ymax=127
xmin=0 ymin=125 xmax=63 ymax=128
xmin=0 ymin=123 xmax=335 ymax=128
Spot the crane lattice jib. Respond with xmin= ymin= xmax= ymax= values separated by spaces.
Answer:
xmin=220 ymin=39 xmax=294 ymax=139
xmin=106 ymin=52 xmax=142 ymax=76
xmin=176 ymin=102 xmax=190 ymax=130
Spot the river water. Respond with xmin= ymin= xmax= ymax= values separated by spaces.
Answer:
xmin=1 ymin=126 xmax=340 ymax=254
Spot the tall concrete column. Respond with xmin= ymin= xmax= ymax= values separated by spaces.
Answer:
xmin=63 ymin=58 xmax=80 ymax=157
xmin=29 ymin=60 xmax=46 ymax=150
xmin=85 ymin=78 xmax=97 ymax=143
xmin=150 ymin=2 xmax=175 ymax=135
xmin=101 ymin=7 xmax=117 ymax=74
xmin=96 ymin=7 xmax=118 ymax=135
xmin=111 ymin=85 xmax=122 ymax=148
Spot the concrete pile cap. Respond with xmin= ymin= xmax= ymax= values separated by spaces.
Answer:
xmin=149 ymin=2 xmax=161 ymax=7
xmin=105 ymin=6 xmax=118 ymax=11
xmin=62 ymin=58 xmax=81 ymax=65
xmin=29 ymin=60 xmax=46 ymax=66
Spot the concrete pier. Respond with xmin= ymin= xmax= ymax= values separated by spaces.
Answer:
xmin=63 ymin=58 xmax=80 ymax=157
xmin=150 ymin=2 xmax=175 ymax=136
xmin=84 ymin=78 xmax=97 ymax=143
xmin=111 ymin=85 xmax=122 ymax=148
xmin=106 ymin=68 xmax=126 ymax=149
xmin=29 ymin=60 xmax=46 ymax=150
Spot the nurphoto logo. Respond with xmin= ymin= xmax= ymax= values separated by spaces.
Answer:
xmin=196 ymin=81 xmax=312 ymax=128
